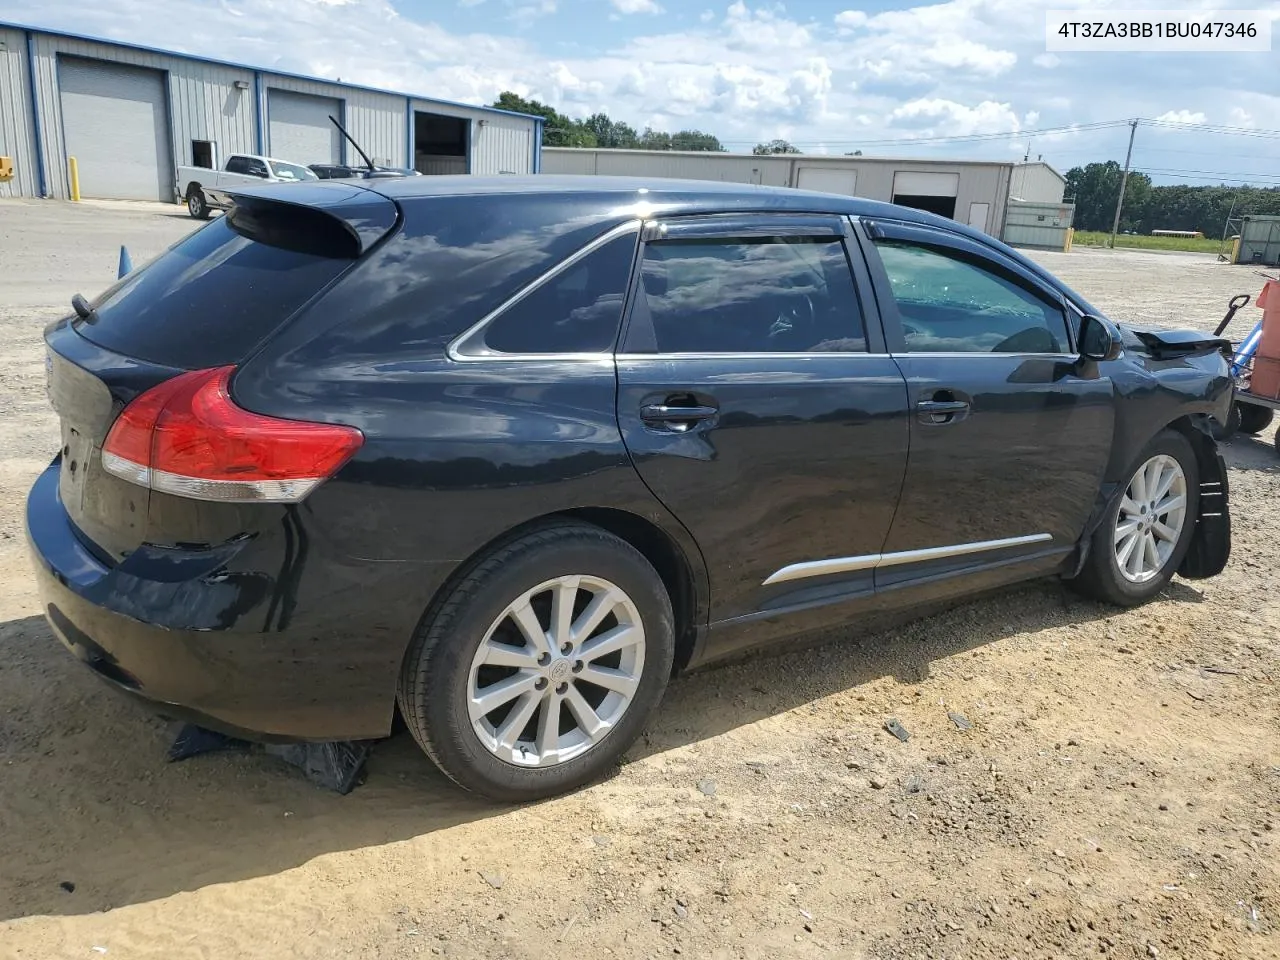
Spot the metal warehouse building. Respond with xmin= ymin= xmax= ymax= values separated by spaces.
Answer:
xmin=0 ymin=23 xmax=543 ymax=201
xmin=543 ymin=148 xmax=1068 ymax=242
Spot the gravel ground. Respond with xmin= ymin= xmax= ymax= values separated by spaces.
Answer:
xmin=0 ymin=200 xmax=1276 ymax=960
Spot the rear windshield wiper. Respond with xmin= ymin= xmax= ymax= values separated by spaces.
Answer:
xmin=71 ymin=294 xmax=98 ymax=324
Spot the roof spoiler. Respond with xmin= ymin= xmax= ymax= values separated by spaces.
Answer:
xmin=224 ymin=181 xmax=399 ymax=257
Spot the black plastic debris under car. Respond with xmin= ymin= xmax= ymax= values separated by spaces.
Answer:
xmin=167 ymin=723 xmax=372 ymax=794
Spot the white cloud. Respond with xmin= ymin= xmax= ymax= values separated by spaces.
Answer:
xmin=890 ymin=98 xmax=1023 ymax=136
xmin=509 ymin=0 xmax=555 ymax=24
xmin=835 ymin=10 xmax=867 ymax=32
xmin=1154 ymin=109 xmax=1207 ymax=125
xmin=3 ymin=0 xmax=1276 ymax=177
xmin=611 ymin=0 xmax=662 ymax=13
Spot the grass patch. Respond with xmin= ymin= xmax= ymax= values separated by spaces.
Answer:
xmin=1071 ymin=231 xmax=1226 ymax=254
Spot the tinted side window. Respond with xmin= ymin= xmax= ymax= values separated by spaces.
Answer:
xmin=875 ymin=240 xmax=1071 ymax=353
xmin=225 ymin=156 xmax=248 ymax=174
xmin=482 ymin=233 xmax=636 ymax=354
xmin=637 ymin=238 xmax=866 ymax=354
xmin=246 ymin=159 xmax=269 ymax=178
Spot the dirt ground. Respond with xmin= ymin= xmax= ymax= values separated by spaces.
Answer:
xmin=0 ymin=199 xmax=1276 ymax=960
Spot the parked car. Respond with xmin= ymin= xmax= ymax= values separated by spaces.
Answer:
xmin=176 ymin=154 xmax=317 ymax=219
xmin=309 ymin=162 xmax=422 ymax=180
xmin=29 ymin=177 xmax=1232 ymax=801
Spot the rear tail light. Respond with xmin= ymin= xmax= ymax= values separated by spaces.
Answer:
xmin=101 ymin=366 xmax=363 ymax=503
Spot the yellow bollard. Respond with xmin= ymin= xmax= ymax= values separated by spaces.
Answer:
xmin=68 ymin=156 xmax=80 ymax=201
xmin=1064 ymin=226 xmax=1074 ymax=252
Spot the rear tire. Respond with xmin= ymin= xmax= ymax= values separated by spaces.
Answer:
xmin=1237 ymin=403 xmax=1274 ymax=436
xmin=186 ymin=188 xmax=210 ymax=220
xmin=397 ymin=522 xmax=675 ymax=802
xmin=1070 ymin=429 xmax=1200 ymax=607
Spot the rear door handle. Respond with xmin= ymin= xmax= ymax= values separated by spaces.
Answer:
xmin=640 ymin=399 xmax=719 ymax=432
xmin=641 ymin=404 xmax=719 ymax=421
xmin=916 ymin=395 xmax=971 ymax=425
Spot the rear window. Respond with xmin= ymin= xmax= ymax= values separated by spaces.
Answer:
xmin=76 ymin=217 xmax=351 ymax=369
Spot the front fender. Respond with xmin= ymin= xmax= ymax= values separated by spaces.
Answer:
xmin=1066 ymin=415 xmax=1230 ymax=581
xmin=1176 ymin=423 xmax=1230 ymax=579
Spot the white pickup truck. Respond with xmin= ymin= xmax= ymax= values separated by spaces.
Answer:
xmin=175 ymin=154 xmax=319 ymax=219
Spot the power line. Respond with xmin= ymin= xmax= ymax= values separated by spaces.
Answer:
xmin=1142 ymin=119 xmax=1280 ymax=140
xmin=541 ymin=119 xmax=1133 ymax=148
xmin=1133 ymin=166 xmax=1280 ymax=184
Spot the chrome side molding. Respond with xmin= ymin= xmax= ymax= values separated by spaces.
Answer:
xmin=761 ymin=533 xmax=1054 ymax=586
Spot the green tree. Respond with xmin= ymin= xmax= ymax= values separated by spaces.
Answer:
xmin=753 ymin=139 xmax=801 ymax=155
xmin=1065 ymin=159 xmax=1280 ymax=236
xmin=490 ymin=92 xmax=596 ymax=147
xmin=669 ymin=130 xmax=725 ymax=152
xmin=582 ymin=113 xmax=639 ymax=149
xmin=1063 ymin=161 xmax=1151 ymax=232
xmin=638 ymin=128 xmax=672 ymax=150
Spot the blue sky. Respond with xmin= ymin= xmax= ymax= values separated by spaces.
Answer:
xmin=6 ymin=0 xmax=1279 ymax=185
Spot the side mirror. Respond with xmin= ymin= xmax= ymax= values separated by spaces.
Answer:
xmin=1079 ymin=314 xmax=1122 ymax=362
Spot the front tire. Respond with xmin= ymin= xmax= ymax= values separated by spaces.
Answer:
xmin=1071 ymin=429 xmax=1200 ymax=607
xmin=186 ymin=188 xmax=210 ymax=220
xmin=397 ymin=522 xmax=675 ymax=801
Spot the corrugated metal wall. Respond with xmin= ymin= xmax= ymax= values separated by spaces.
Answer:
xmin=1238 ymin=215 xmax=1280 ymax=266
xmin=0 ymin=29 xmax=38 ymax=198
xmin=417 ymin=156 xmax=468 ymax=175
xmin=27 ymin=32 xmax=257 ymax=199
xmin=542 ymin=149 xmax=1014 ymax=237
xmin=412 ymin=99 xmax=534 ymax=176
xmin=263 ymin=75 xmax=407 ymax=168
xmin=0 ymin=26 xmax=539 ymax=197
xmin=1009 ymin=163 xmax=1066 ymax=203
xmin=1003 ymin=200 xmax=1075 ymax=249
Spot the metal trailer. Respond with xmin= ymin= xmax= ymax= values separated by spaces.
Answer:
xmin=1211 ymin=292 xmax=1280 ymax=454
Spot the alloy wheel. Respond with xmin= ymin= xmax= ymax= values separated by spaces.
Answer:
xmin=1113 ymin=453 xmax=1188 ymax=583
xmin=466 ymin=575 xmax=646 ymax=767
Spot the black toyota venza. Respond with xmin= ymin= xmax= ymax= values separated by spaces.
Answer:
xmin=28 ymin=177 xmax=1232 ymax=800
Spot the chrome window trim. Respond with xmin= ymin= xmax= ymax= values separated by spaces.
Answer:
xmin=620 ymin=352 xmax=892 ymax=361
xmin=889 ymin=352 xmax=1079 ymax=361
xmin=447 ymin=220 xmax=643 ymax=363
xmin=761 ymin=533 xmax=1054 ymax=586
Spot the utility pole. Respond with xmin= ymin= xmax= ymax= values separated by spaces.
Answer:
xmin=1109 ymin=119 xmax=1139 ymax=249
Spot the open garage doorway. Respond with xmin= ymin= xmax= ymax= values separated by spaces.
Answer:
xmin=413 ymin=111 xmax=469 ymax=175
xmin=891 ymin=171 xmax=959 ymax=220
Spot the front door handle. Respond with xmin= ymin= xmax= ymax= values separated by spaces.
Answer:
xmin=916 ymin=393 xmax=971 ymax=425
xmin=917 ymin=400 xmax=969 ymax=414
xmin=640 ymin=396 xmax=719 ymax=432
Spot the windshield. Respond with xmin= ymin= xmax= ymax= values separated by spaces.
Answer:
xmin=270 ymin=160 xmax=319 ymax=182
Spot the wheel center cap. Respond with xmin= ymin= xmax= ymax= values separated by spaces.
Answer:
xmin=548 ymin=659 xmax=572 ymax=683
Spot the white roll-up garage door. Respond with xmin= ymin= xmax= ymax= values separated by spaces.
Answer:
xmin=891 ymin=171 xmax=960 ymax=197
xmin=796 ymin=167 xmax=858 ymax=196
xmin=58 ymin=58 xmax=173 ymax=201
xmin=268 ymin=89 xmax=342 ymax=165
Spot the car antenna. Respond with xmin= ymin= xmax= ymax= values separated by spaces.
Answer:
xmin=328 ymin=114 xmax=376 ymax=174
